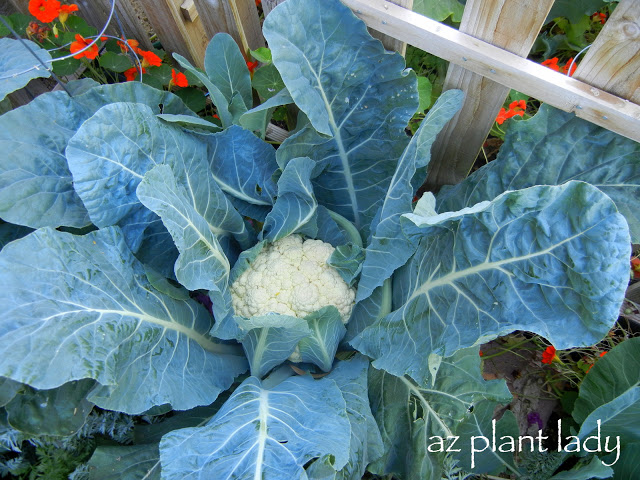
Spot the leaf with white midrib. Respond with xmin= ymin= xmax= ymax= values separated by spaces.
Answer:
xmin=159 ymin=375 xmax=351 ymax=479
xmin=264 ymin=0 xmax=419 ymax=233
xmin=353 ymin=182 xmax=630 ymax=386
xmin=0 ymin=226 xmax=247 ymax=414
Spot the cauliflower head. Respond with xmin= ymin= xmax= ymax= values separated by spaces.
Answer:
xmin=230 ymin=235 xmax=356 ymax=323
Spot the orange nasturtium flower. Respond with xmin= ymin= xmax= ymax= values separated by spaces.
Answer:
xmin=561 ymin=57 xmax=577 ymax=76
xmin=139 ymin=50 xmax=163 ymax=68
xmin=246 ymin=60 xmax=259 ymax=75
xmin=118 ymin=38 xmax=140 ymax=54
xmin=123 ymin=66 xmax=146 ymax=82
xmin=169 ymin=69 xmax=189 ymax=88
xmin=28 ymin=0 xmax=62 ymax=23
xmin=541 ymin=345 xmax=559 ymax=364
xmin=592 ymin=12 xmax=607 ymax=24
xmin=69 ymin=34 xmax=99 ymax=60
xmin=541 ymin=57 xmax=560 ymax=72
xmin=495 ymin=100 xmax=526 ymax=125
xmin=58 ymin=3 xmax=78 ymax=25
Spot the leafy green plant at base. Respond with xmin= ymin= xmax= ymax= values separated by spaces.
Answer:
xmin=0 ymin=0 xmax=638 ymax=479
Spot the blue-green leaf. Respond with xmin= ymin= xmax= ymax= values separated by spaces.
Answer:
xmin=0 ymin=81 xmax=185 ymax=230
xmin=263 ymin=157 xmax=318 ymax=242
xmin=436 ymin=104 xmax=640 ymax=242
xmin=357 ymin=90 xmax=463 ymax=302
xmin=137 ymin=164 xmax=236 ymax=322
xmin=235 ymin=314 xmax=311 ymax=378
xmin=238 ymin=88 xmax=293 ymax=137
xmin=368 ymin=347 xmax=511 ymax=479
xmin=328 ymin=243 xmax=365 ymax=287
xmin=0 ymin=227 xmax=246 ymax=414
xmin=265 ymin=0 xmax=419 ymax=233
xmin=159 ymin=375 xmax=351 ymax=479
xmin=573 ymin=338 xmax=640 ymax=462
xmin=0 ymin=38 xmax=51 ymax=102
xmin=173 ymin=53 xmax=233 ymax=127
xmin=353 ymin=182 xmax=630 ymax=386
xmin=345 ymin=279 xmax=392 ymax=343
xmin=157 ymin=113 xmax=223 ymax=133
xmin=298 ymin=306 xmax=346 ymax=372
xmin=549 ymin=456 xmax=614 ymax=480
xmin=204 ymin=33 xmax=253 ymax=118
xmin=66 ymin=102 xmax=203 ymax=252
xmin=307 ymin=355 xmax=384 ymax=480
xmin=0 ymin=91 xmax=91 ymax=229
xmin=207 ymin=125 xmax=278 ymax=220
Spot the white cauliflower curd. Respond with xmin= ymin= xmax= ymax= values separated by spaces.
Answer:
xmin=230 ymin=234 xmax=356 ymax=323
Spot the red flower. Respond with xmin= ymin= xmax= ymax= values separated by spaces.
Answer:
xmin=632 ymin=258 xmax=640 ymax=278
xmin=479 ymin=350 xmax=484 ymax=357
xmin=541 ymin=57 xmax=560 ymax=72
xmin=255 ymin=0 xmax=261 ymax=5
xmin=246 ymin=60 xmax=259 ymax=74
xmin=170 ymin=69 xmax=189 ymax=88
xmin=592 ymin=12 xmax=607 ymax=24
xmin=118 ymin=38 xmax=140 ymax=54
xmin=139 ymin=50 xmax=162 ymax=68
xmin=123 ymin=66 xmax=146 ymax=81
xmin=70 ymin=34 xmax=99 ymax=60
xmin=561 ymin=57 xmax=577 ymax=76
xmin=495 ymin=100 xmax=526 ymax=125
xmin=28 ymin=0 xmax=61 ymax=23
xmin=58 ymin=3 xmax=78 ymax=24
xmin=541 ymin=345 xmax=557 ymax=364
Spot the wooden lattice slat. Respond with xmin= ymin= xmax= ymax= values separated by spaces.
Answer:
xmin=342 ymin=0 xmax=640 ymax=150
xmin=425 ymin=0 xmax=556 ymax=188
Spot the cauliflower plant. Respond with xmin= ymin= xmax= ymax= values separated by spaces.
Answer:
xmin=230 ymin=235 xmax=356 ymax=323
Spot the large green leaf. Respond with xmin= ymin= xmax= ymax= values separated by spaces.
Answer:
xmin=264 ymin=0 xmax=419 ymax=233
xmin=436 ymin=104 xmax=640 ymax=242
xmin=353 ymin=182 xmax=630 ymax=385
xmin=0 ymin=38 xmax=51 ymax=102
xmin=159 ymin=374 xmax=351 ymax=479
xmin=573 ymin=338 xmax=640 ymax=470
xmin=357 ymin=90 xmax=464 ymax=302
xmin=235 ymin=314 xmax=312 ymax=378
xmin=84 ymin=444 xmax=161 ymax=480
xmin=4 ymin=379 xmax=95 ymax=436
xmin=0 ymin=83 xmax=191 ymax=230
xmin=0 ymin=227 xmax=247 ymax=414
xmin=207 ymin=125 xmax=279 ymax=221
xmin=307 ymin=356 xmax=384 ymax=480
xmin=368 ymin=347 xmax=511 ymax=479
xmin=413 ymin=0 xmax=465 ymax=22
xmin=66 ymin=102 xmax=204 ymax=252
xmin=262 ymin=156 xmax=318 ymax=242
xmin=546 ymin=0 xmax=606 ymax=23
xmin=204 ymin=33 xmax=253 ymax=119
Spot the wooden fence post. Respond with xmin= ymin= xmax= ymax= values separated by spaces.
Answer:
xmin=572 ymin=0 xmax=640 ymax=104
xmin=134 ymin=0 xmax=209 ymax=68
xmin=424 ymin=0 xmax=555 ymax=190
xmin=193 ymin=0 xmax=265 ymax=55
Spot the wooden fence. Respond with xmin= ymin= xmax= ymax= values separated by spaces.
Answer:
xmin=5 ymin=0 xmax=640 ymax=190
